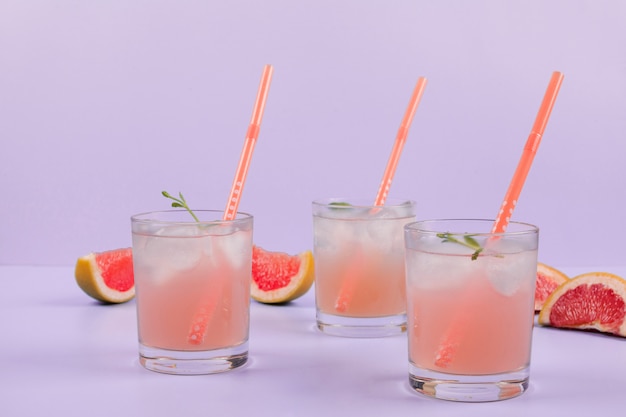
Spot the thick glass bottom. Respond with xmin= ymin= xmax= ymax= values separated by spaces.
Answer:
xmin=316 ymin=310 xmax=406 ymax=338
xmin=139 ymin=341 xmax=248 ymax=375
xmin=408 ymin=363 xmax=529 ymax=402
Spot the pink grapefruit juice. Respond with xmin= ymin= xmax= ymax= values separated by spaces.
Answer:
xmin=313 ymin=199 xmax=415 ymax=319
xmin=405 ymin=248 xmax=537 ymax=375
xmin=315 ymin=244 xmax=407 ymax=317
xmin=133 ymin=227 xmax=252 ymax=352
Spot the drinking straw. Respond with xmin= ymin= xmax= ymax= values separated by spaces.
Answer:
xmin=491 ymin=71 xmax=564 ymax=234
xmin=374 ymin=77 xmax=428 ymax=206
xmin=434 ymin=71 xmax=564 ymax=367
xmin=334 ymin=77 xmax=428 ymax=313
xmin=187 ymin=64 xmax=274 ymax=344
xmin=223 ymin=64 xmax=274 ymax=221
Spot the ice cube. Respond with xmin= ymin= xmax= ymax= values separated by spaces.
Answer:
xmin=406 ymin=250 xmax=475 ymax=290
xmin=485 ymin=249 xmax=537 ymax=296
xmin=214 ymin=229 xmax=252 ymax=269
xmin=155 ymin=225 xmax=209 ymax=238
xmin=372 ymin=204 xmax=412 ymax=219
xmin=146 ymin=226 xmax=207 ymax=270
xmin=366 ymin=219 xmax=399 ymax=252
xmin=314 ymin=218 xmax=354 ymax=252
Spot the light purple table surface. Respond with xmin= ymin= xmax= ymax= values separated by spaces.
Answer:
xmin=1 ymin=265 xmax=625 ymax=417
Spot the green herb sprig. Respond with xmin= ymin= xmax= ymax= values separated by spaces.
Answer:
xmin=436 ymin=232 xmax=484 ymax=260
xmin=328 ymin=201 xmax=352 ymax=211
xmin=162 ymin=191 xmax=200 ymax=222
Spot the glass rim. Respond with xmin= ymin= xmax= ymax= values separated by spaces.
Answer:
xmin=404 ymin=218 xmax=539 ymax=237
xmin=312 ymin=197 xmax=416 ymax=209
xmin=131 ymin=209 xmax=253 ymax=226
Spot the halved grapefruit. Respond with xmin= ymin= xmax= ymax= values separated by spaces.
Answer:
xmin=535 ymin=262 xmax=569 ymax=311
xmin=75 ymin=248 xmax=135 ymax=303
xmin=538 ymin=272 xmax=626 ymax=337
xmin=251 ymin=245 xmax=315 ymax=304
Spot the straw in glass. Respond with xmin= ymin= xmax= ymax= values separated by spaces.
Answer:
xmin=334 ymin=77 xmax=428 ymax=313
xmin=374 ymin=77 xmax=428 ymax=206
xmin=224 ymin=64 xmax=275 ymax=221
xmin=187 ymin=65 xmax=274 ymax=344
xmin=492 ymin=71 xmax=565 ymax=234
xmin=434 ymin=71 xmax=564 ymax=367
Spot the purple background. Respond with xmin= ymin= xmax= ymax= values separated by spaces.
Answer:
xmin=1 ymin=1 xmax=625 ymax=267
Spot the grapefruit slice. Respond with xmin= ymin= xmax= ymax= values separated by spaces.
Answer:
xmin=538 ymin=272 xmax=626 ymax=337
xmin=75 ymin=248 xmax=135 ymax=303
xmin=251 ymin=245 xmax=315 ymax=304
xmin=535 ymin=262 xmax=569 ymax=311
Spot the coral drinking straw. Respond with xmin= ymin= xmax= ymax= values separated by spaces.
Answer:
xmin=374 ymin=77 xmax=428 ymax=206
xmin=223 ymin=64 xmax=274 ymax=221
xmin=187 ymin=65 xmax=274 ymax=344
xmin=492 ymin=71 xmax=565 ymax=233
xmin=434 ymin=71 xmax=565 ymax=367
xmin=334 ymin=77 xmax=428 ymax=313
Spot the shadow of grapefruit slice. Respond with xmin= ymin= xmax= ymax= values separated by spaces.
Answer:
xmin=535 ymin=262 xmax=569 ymax=311
xmin=251 ymin=245 xmax=315 ymax=304
xmin=75 ymin=248 xmax=135 ymax=303
xmin=538 ymin=272 xmax=626 ymax=337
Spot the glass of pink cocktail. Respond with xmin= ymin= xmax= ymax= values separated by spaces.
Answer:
xmin=131 ymin=210 xmax=253 ymax=375
xmin=404 ymin=219 xmax=538 ymax=401
xmin=313 ymin=198 xmax=416 ymax=337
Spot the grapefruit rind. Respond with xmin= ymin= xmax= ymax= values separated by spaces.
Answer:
xmin=535 ymin=262 xmax=569 ymax=311
xmin=251 ymin=249 xmax=315 ymax=304
xmin=538 ymin=272 xmax=626 ymax=337
xmin=75 ymin=250 xmax=135 ymax=304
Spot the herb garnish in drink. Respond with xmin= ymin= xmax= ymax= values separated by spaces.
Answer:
xmin=162 ymin=191 xmax=199 ymax=222
xmin=436 ymin=233 xmax=484 ymax=260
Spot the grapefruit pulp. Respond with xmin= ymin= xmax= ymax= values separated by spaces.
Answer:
xmin=75 ymin=248 xmax=135 ymax=303
xmin=538 ymin=272 xmax=626 ymax=337
xmin=535 ymin=262 xmax=569 ymax=311
xmin=251 ymin=245 xmax=315 ymax=304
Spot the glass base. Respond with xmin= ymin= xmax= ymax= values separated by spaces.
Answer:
xmin=139 ymin=341 xmax=248 ymax=375
xmin=316 ymin=310 xmax=406 ymax=338
xmin=408 ymin=363 xmax=529 ymax=402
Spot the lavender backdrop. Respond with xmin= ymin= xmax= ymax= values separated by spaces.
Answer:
xmin=1 ymin=1 xmax=625 ymax=267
